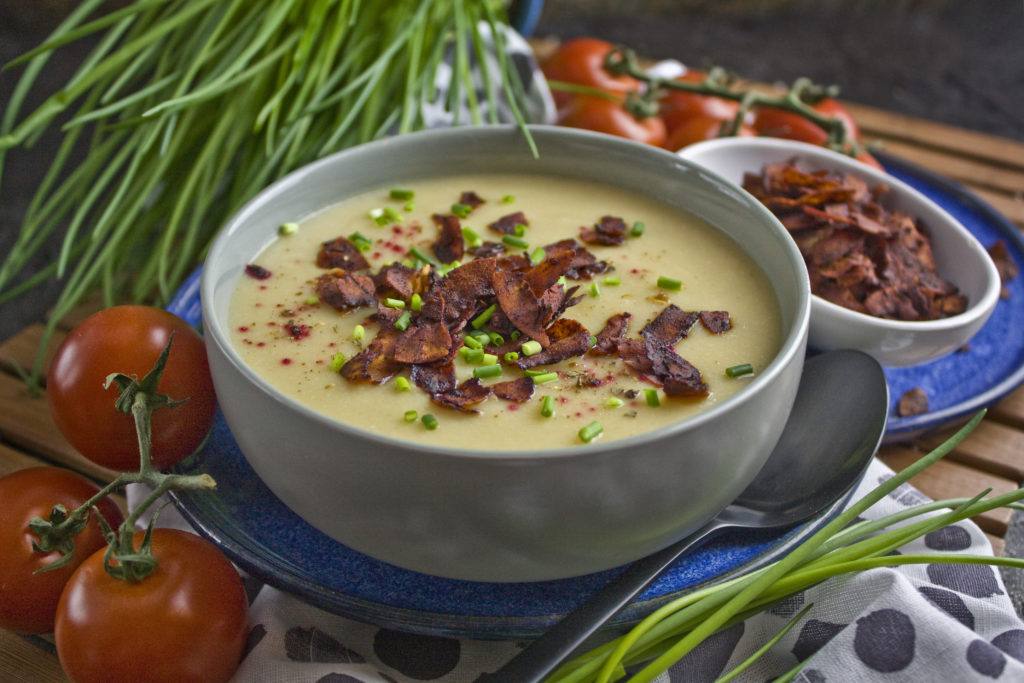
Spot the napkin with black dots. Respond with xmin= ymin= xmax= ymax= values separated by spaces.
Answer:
xmin=135 ymin=27 xmax=1024 ymax=682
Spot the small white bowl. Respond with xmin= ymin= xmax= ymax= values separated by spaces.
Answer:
xmin=679 ymin=137 xmax=1001 ymax=367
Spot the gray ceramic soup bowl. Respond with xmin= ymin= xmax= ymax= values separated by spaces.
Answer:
xmin=201 ymin=125 xmax=811 ymax=582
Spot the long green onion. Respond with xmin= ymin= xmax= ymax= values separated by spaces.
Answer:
xmin=0 ymin=0 xmax=535 ymax=386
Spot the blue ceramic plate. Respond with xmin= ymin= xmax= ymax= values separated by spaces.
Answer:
xmin=166 ymin=153 xmax=1022 ymax=639
xmin=873 ymin=152 xmax=1024 ymax=442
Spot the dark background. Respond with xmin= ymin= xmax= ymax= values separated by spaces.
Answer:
xmin=2 ymin=0 xmax=1022 ymax=339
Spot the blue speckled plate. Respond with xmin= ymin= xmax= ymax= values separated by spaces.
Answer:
xmin=166 ymin=153 xmax=1023 ymax=639
xmin=873 ymin=152 xmax=1024 ymax=442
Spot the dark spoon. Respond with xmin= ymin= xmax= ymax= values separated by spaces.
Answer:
xmin=491 ymin=348 xmax=889 ymax=682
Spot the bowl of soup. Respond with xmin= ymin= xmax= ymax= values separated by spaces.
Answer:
xmin=679 ymin=136 xmax=1001 ymax=367
xmin=200 ymin=125 xmax=810 ymax=582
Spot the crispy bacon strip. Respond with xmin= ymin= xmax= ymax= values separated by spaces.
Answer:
xmin=492 ymin=376 xmax=535 ymax=403
xmin=699 ymin=310 xmax=731 ymax=334
xmin=430 ymin=378 xmax=492 ymax=413
xmin=641 ymin=305 xmax=698 ymax=346
xmin=517 ymin=319 xmax=591 ymax=369
xmin=579 ymin=215 xmax=628 ymax=246
xmin=493 ymin=269 xmax=549 ymax=345
xmin=339 ymin=327 xmax=403 ymax=384
xmin=459 ymin=191 xmax=484 ymax=209
xmin=316 ymin=237 xmax=370 ymax=271
xmin=488 ymin=211 xmax=528 ymax=235
xmin=393 ymin=321 xmax=453 ymax=364
xmin=315 ymin=270 xmax=376 ymax=311
xmin=431 ymin=213 xmax=464 ymax=264
xmin=591 ymin=312 xmax=632 ymax=355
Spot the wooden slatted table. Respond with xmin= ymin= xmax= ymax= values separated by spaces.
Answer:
xmin=1 ymin=106 xmax=1023 ymax=680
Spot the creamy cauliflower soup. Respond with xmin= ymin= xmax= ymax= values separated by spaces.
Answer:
xmin=229 ymin=174 xmax=782 ymax=450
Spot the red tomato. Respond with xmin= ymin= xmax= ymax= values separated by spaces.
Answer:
xmin=541 ymin=37 xmax=640 ymax=108
xmin=0 ymin=467 xmax=124 ymax=634
xmin=658 ymin=70 xmax=741 ymax=135
xmin=751 ymin=97 xmax=862 ymax=145
xmin=855 ymin=150 xmax=886 ymax=171
xmin=55 ymin=529 xmax=248 ymax=683
xmin=558 ymin=94 xmax=667 ymax=147
xmin=47 ymin=306 xmax=217 ymax=471
xmin=664 ymin=114 xmax=756 ymax=152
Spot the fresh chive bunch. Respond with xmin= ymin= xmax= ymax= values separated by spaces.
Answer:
xmin=0 ymin=0 xmax=533 ymax=382
xmin=550 ymin=412 xmax=1024 ymax=682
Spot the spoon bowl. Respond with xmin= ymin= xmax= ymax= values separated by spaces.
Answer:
xmin=492 ymin=348 xmax=889 ymax=682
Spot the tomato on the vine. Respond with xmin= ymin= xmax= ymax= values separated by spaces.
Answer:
xmin=47 ymin=306 xmax=216 ymax=472
xmin=0 ymin=467 xmax=124 ymax=634
xmin=658 ymin=70 xmax=741 ymax=135
xmin=55 ymin=528 xmax=248 ymax=683
xmin=664 ymin=114 xmax=756 ymax=152
xmin=558 ymin=94 xmax=667 ymax=147
xmin=541 ymin=37 xmax=640 ymax=109
xmin=751 ymin=97 xmax=862 ymax=146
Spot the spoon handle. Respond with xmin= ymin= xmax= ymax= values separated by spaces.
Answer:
xmin=489 ymin=520 xmax=723 ymax=683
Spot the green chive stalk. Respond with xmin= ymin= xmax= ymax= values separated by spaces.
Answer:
xmin=0 ymin=0 xmax=534 ymax=386
xmin=548 ymin=411 xmax=1024 ymax=682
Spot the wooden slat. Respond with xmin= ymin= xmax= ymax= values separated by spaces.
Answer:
xmin=989 ymin=535 xmax=1007 ymax=556
xmin=990 ymin=384 xmax=1024 ymax=431
xmin=917 ymin=421 xmax=1024 ymax=484
xmin=966 ymin=187 xmax=1024 ymax=229
xmin=844 ymin=102 xmax=1024 ymax=172
xmin=0 ymin=442 xmax=54 ymax=477
xmin=879 ymin=447 xmax=1017 ymax=536
xmin=0 ymin=632 xmax=65 ymax=683
xmin=0 ymin=323 xmax=66 ymax=385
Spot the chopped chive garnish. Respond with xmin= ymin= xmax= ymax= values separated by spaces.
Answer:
xmin=523 ymin=369 xmax=548 ymax=377
xmin=383 ymin=206 xmax=403 ymax=222
xmin=482 ymin=353 xmax=498 ymax=366
xmin=589 ymin=335 xmax=598 ymax=348
xmin=605 ymin=397 xmax=624 ymax=408
xmin=394 ymin=311 xmax=412 ymax=331
xmin=630 ymin=220 xmax=646 ymax=237
xmin=390 ymin=188 xmax=415 ymax=201
xmin=469 ymin=329 xmax=491 ymax=343
xmin=540 ymin=395 xmax=555 ymax=418
xmin=529 ymin=247 xmax=547 ymax=265
xmin=463 ymin=335 xmax=483 ymax=350
xmin=502 ymin=194 xmax=515 ymax=204
xmin=501 ymin=234 xmax=530 ymax=249
xmin=421 ymin=414 xmax=439 ymax=430
xmin=403 ymin=201 xmax=415 ymax=212
xmin=513 ymin=222 xmax=527 ymax=237
xmin=410 ymin=293 xmax=422 ymax=311
xmin=451 ymin=203 xmax=473 ymax=218
xmin=532 ymin=371 xmax=558 ymax=384
xmin=409 ymin=245 xmax=440 ymax=267
xmin=401 ymin=257 xmax=416 ymax=268
xmin=349 ymin=231 xmax=373 ymax=252
xmin=471 ymin=303 xmax=497 ymax=329
xmin=473 ymin=364 xmax=502 ymax=379
xmin=353 ymin=324 xmax=365 ymax=341
xmin=395 ymin=377 xmax=411 ymax=392
xmin=556 ymin=275 xmax=567 ymax=286
xmin=604 ymin=275 xmax=621 ymax=286
xmin=384 ymin=297 xmax=406 ymax=309
xmin=329 ymin=352 xmax=346 ymax=372
xmin=503 ymin=351 xmax=519 ymax=363
xmin=578 ymin=421 xmax=604 ymax=443
xmin=462 ymin=226 xmax=482 ymax=248
xmin=457 ymin=346 xmax=471 ymax=358
xmin=589 ymin=282 xmax=601 ymax=297
xmin=304 ymin=296 xmax=319 ymax=305
xmin=657 ymin=275 xmax=683 ymax=291
xmin=279 ymin=221 xmax=299 ymax=236
xmin=510 ymin=330 xmax=521 ymax=341
xmin=488 ymin=331 xmax=504 ymax=346
xmin=644 ymin=388 xmax=661 ymax=407
xmin=726 ymin=363 xmax=755 ymax=378
xmin=403 ymin=410 xmax=418 ymax=422
xmin=369 ymin=208 xmax=390 ymax=226
xmin=463 ymin=348 xmax=485 ymax=364
xmin=521 ymin=340 xmax=542 ymax=356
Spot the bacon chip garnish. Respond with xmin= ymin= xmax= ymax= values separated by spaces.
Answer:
xmin=393 ymin=321 xmax=453 ymax=364
xmin=410 ymin=361 xmax=457 ymax=395
xmin=579 ymin=215 xmax=628 ymax=246
xmin=988 ymin=240 xmax=1018 ymax=299
xmin=374 ymin=262 xmax=434 ymax=300
xmin=517 ymin=319 xmax=591 ymax=369
xmin=641 ymin=305 xmax=699 ymax=346
xmin=421 ymin=257 xmax=496 ymax=326
xmin=431 ymin=213 xmax=464 ymax=264
xmin=744 ymin=159 xmax=966 ymax=321
xmin=492 ymin=376 xmax=535 ymax=403
xmin=488 ymin=211 xmax=528 ymax=236
xmin=470 ymin=241 xmax=506 ymax=258
xmin=430 ymin=377 xmax=492 ymax=413
xmin=315 ymin=270 xmax=376 ymax=311
xmin=316 ymin=236 xmax=370 ymax=271
xmin=459 ymin=191 xmax=485 ymax=209
xmin=493 ymin=269 xmax=550 ymax=345
xmin=591 ymin=312 xmax=632 ymax=355
xmin=699 ymin=310 xmax=731 ymax=334
xmin=895 ymin=387 xmax=929 ymax=417
xmin=544 ymin=239 xmax=612 ymax=279
xmin=339 ymin=327 xmax=403 ymax=384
